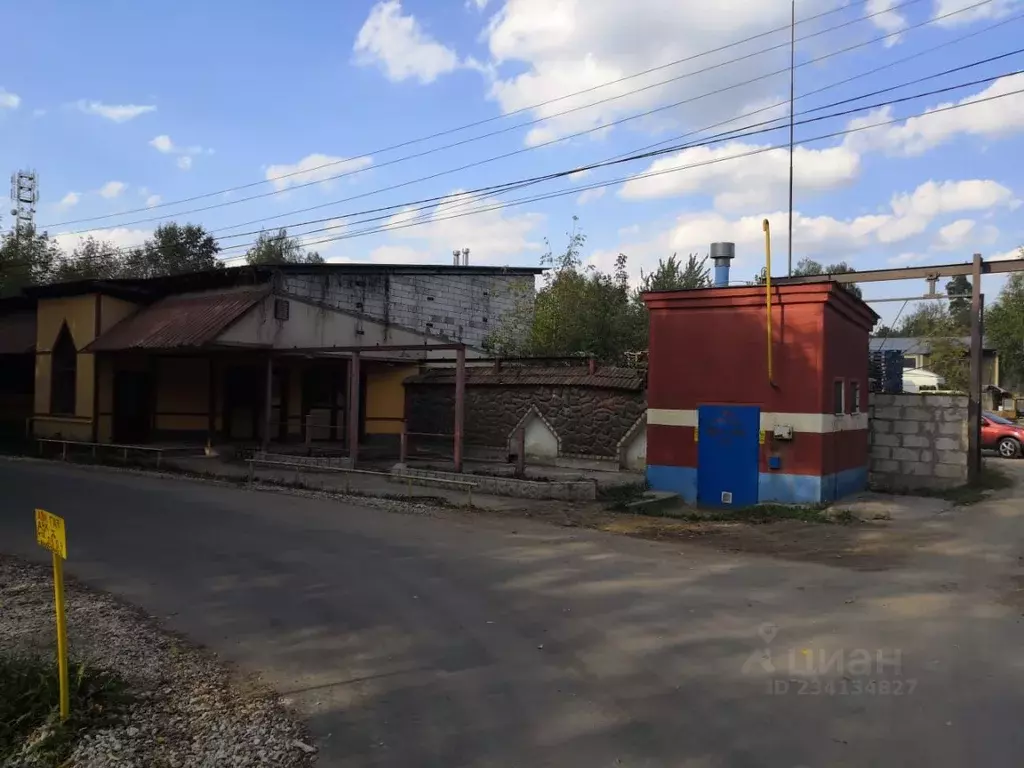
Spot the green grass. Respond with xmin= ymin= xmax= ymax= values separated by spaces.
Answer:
xmin=615 ymin=500 xmax=837 ymax=524
xmin=0 ymin=654 xmax=131 ymax=764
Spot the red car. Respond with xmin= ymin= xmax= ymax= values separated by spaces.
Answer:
xmin=982 ymin=411 xmax=1024 ymax=458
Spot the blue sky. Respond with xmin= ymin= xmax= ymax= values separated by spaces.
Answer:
xmin=2 ymin=0 xmax=1024 ymax=324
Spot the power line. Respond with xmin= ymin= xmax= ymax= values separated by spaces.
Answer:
xmin=209 ymin=54 xmax=1024 ymax=251
xmin=605 ymin=9 xmax=1024 ymax=165
xmin=50 ymin=0 xmax=951 ymax=236
xmin=217 ymin=75 xmax=1024 ymax=258
xmin=269 ymin=85 xmax=1024 ymax=256
xmin=40 ymin=0 xmax=914 ymax=229
xmin=195 ymin=0 xmax=1010 ymax=238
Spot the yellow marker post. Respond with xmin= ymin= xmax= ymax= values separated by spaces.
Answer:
xmin=35 ymin=508 xmax=69 ymax=722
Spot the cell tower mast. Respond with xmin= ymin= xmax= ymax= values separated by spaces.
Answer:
xmin=10 ymin=170 xmax=39 ymax=234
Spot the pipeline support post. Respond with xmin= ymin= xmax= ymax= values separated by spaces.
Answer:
xmin=348 ymin=351 xmax=361 ymax=468
xmin=454 ymin=346 xmax=466 ymax=473
xmin=968 ymin=253 xmax=983 ymax=483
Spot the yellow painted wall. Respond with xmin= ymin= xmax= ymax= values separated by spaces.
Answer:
xmin=365 ymin=363 xmax=416 ymax=435
xmin=100 ymin=296 xmax=139 ymax=333
xmin=34 ymin=295 xmax=100 ymax=440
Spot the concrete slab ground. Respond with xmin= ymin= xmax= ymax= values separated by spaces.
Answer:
xmin=3 ymin=457 xmax=1024 ymax=766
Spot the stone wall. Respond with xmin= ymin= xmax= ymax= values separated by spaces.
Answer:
xmin=405 ymin=368 xmax=647 ymax=461
xmin=868 ymin=393 xmax=968 ymax=491
xmin=279 ymin=270 xmax=535 ymax=350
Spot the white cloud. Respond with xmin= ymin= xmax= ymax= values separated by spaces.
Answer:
xmin=577 ymin=187 xmax=606 ymax=205
xmin=368 ymin=189 xmax=545 ymax=264
xmin=467 ymin=0 xmax=490 ymax=8
xmin=867 ymin=0 xmax=908 ymax=45
xmin=990 ymin=247 xmax=1024 ymax=261
xmin=0 ymin=89 xmax=20 ymax=109
xmin=483 ymin=0 xmax=830 ymax=146
xmin=264 ymin=153 xmax=374 ymax=191
xmin=53 ymin=227 xmax=151 ymax=254
xmin=935 ymin=218 xmax=977 ymax=250
xmin=58 ymin=192 xmax=81 ymax=209
xmin=149 ymin=134 xmax=209 ymax=169
xmin=31 ymin=108 xmax=46 ymax=118
xmin=933 ymin=0 xmax=1022 ymax=26
xmin=620 ymin=141 xmax=861 ymax=213
xmin=354 ymin=0 xmax=460 ymax=84
xmin=149 ymin=134 xmax=174 ymax=153
xmin=77 ymin=100 xmax=155 ymax=122
xmin=848 ymin=74 xmax=1024 ymax=156
xmin=98 ymin=181 xmax=127 ymax=199
xmin=591 ymin=178 xmax=1018 ymax=280
xmin=145 ymin=194 xmax=161 ymax=208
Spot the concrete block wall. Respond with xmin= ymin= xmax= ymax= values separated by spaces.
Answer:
xmin=282 ymin=271 xmax=534 ymax=349
xmin=868 ymin=393 xmax=968 ymax=491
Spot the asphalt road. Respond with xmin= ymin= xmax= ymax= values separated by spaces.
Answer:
xmin=3 ymin=459 xmax=1024 ymax=767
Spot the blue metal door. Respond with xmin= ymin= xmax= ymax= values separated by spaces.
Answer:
xmin=697 ymin=404 xmax=760 ymax=507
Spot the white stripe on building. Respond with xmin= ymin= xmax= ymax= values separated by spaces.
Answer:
xmin=647 ymin=409 xmax=868 ymax=434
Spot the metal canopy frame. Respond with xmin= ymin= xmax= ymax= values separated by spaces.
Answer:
xmin=775 ymin=254 xmax=1024 ymax=483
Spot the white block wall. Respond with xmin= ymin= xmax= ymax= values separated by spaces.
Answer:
xmin=280 ymin=271 xmax=534 ymax=349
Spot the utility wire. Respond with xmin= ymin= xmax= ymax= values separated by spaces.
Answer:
xmin=198 ymin=0 xmax=1009 ymax=238
xmin=211 ymin=50 xmax=1024 ymax=247
xmin=49 ymin=0 xmax=951 ymax=235
xmin=46 ymin=59 xmax=1024 ymax=266
xmin=217 ymin=77 xmax=1024 ymax=257
xmin=604 ymin=10 xmax=1024 ymax=165
xmin=41 ymin=0 xmax=917 ymax=229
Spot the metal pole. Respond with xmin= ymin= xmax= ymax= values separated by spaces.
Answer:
xmin=399 ymin=423 xmax=408 ymax=464
xmin=763 ymin=219 xmax=774 ymax=385
xmin=787 ymin=0 xmax=796 ymax=277
xmin=348 ymin=352 xmax=361 ymax=467
xmin=454 ymin=345 xmax=466 ymax=473
xmin=968 ymin=253 xmax=983 ymax=483
xmin=263 ymin=355 xmax=273 ymax=453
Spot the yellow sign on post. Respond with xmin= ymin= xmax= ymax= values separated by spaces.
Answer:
xmin=35 ymin=509 xmax=69 ymax=722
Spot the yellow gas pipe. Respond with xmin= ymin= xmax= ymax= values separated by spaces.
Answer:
xmin=763 ymin=218 xmax=774 ymax=385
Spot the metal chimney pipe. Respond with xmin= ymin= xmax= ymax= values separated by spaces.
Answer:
xmin=710 ymin=242 xmax=735 ymax=287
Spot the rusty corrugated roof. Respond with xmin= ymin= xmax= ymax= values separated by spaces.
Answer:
xmin=86 ymin=286 xmax=269 ymax=352
xmin=0 ymin=312 xmax=36 ymax=355
xmin=406 ymin=365 xmax=646 ymax=391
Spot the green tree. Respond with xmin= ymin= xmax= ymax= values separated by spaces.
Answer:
xmin=0 ymin=227 xmax=62 ymax=297
xmin=122 ymin=223 xmax=222 ymax=278
xmin=985 ymin=249 xmax=1024 ymax=388
xmin=945 ymin=273 xmax=972 ymax=331
xmin=52 ymin=237 xmax=124 ymax=282
xmin=896 ymin=302 xmax=951 ymax=337
xmin=792 ymin=257 xmax=863 ymax=298
xmin=637 ymin=253 xmax=710 ymax=293
xmin=484 ymin=218 xmax=643 ymax=361
xmin=244 ymin=228 xmax=324 ymax=265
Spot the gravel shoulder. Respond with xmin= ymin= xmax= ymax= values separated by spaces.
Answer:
xmin=0 ymin=556 xmax=316 ymax=768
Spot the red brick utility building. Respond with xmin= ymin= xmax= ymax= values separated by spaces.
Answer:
xmin=642 ymin=244 xmax=878 ymax=506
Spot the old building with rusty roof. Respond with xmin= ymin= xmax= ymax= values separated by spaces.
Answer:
xmin=3 ymin=262 xmax=540 ymax=454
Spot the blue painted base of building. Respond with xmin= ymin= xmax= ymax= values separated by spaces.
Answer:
xmin=647 ymin=465 xmax=868 ymax=506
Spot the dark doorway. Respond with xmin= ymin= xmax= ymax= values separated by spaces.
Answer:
xmin=112 ymin=370 xmax=153 ymax=444
xmin=223 ymin=365 xmax=262 ymax=441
